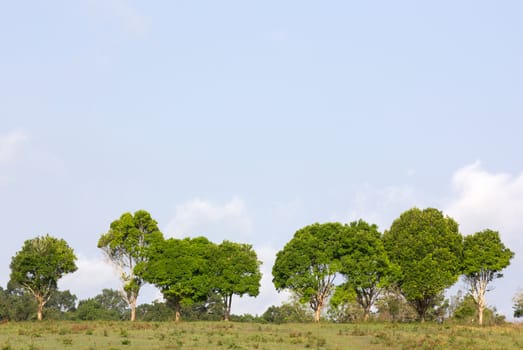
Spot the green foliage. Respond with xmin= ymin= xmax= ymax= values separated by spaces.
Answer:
xmin=9 ymin=234 xmax=77 ymax=320
xmin=383 ymin=208 xmax=463 ymax=321
xmin=272 ymin=222 xmax=349 ymax=321
xmin=75 ymin=299 xmax=117 ymax=320
xmin=462 ymin=229 xmax=513 ymax=276
xmin=513 ymin=289 xmax=523 ymax=318
xmin=137 ymin=236 xmax=215 ymax=321
xmin=98 ymin=210 xmax=163 ymax=321
xmin=212 ymin=240 xmax=262 ymax=320
xmin=180 ymin=292 xmax=225 ymax=321
xmin=262 ymin=300 xmax=311 ymax=324
xmin=374 ymin=286 xmax=417 ymax=322
xmin=0 ymin=285 xmax=37 ymax=321
xmin=44 ymin=290 xmax=77 ymax=320
xmin=462 ymin=229 xmax=513 ymax=325
xmin=75 ymin=289 xmax=129 ymax=320
xmin=136 ymin=300 xmax=174 ymax=321
xmin=451 ymin=293 xmax=505 ymax=325
xmin=339 ymin=220 xmax=397 ymax=320
xmin=328 ymin=284 xmax=363 ymax=322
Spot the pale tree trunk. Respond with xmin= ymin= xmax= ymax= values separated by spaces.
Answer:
xmin=478 ymin=302 xmax=485 ymax=326
xmin=130 ymin=297 xmax=137 ymax=322
xmin=223 ymin=295 xmax=233 ymax=322
xmin=468 ymin=272 xmax=489 ymax=326
xmin=37 ymin=299 xmax=44 ymax=321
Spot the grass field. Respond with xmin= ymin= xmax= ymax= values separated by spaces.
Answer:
xmin=0 ymin=321 xmax=522 ymax=350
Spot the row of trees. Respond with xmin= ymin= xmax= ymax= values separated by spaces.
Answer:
xmin=0 ymin=284 xmax=509 ymax=325
xmin=7 ymin=210 xmax=262 ymax=322
xmin=97 ymin=210 xmax=262 ymax=322
xmin=273 ymin=208 xmax=514 ymax=325
xmin=5 ymin=207 xmax=516 ymax=325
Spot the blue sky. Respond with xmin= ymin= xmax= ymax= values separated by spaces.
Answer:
xmin=1 ymin=1 xmax=523 ymax=319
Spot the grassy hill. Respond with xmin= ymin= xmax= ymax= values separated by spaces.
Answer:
xmin=0 ymin=321 xmax=522 ymax=350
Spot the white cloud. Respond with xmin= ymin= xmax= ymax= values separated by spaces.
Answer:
xmin=0 ymin=130 xmax=28 ymax=164
xmin=334 ymin=183 xmax=418 ymax=231
xmin=85 ymin=0 xmax=150 ymax=37
xmin=59 ymin=254 xmax=120 ymax=300
xmin=445 ymin=162 xmax=523 ymax=320
xmin=164 ymin=197 xmax=253 ymax=242
xmin=445 ymin=161 xmax=523 ymax=239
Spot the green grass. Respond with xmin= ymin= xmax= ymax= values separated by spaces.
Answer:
xmin=0 ymin=321 xmax=522 ymax=349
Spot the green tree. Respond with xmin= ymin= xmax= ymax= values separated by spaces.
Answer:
xmin=262 ymin=296 xmax=312 ymax=324
xmin=136 ymin=300 xmax=175 ymax=321
xmin=94 ymin=288 xmax=130 ymax=320
xmin=212 ymin=240 xmax=262 ymax=321
xmin=137 ymin=236 xmax=214 ymax=322
xmin=272 ymin=222 xmax=349 ymax=322
xmin=0 ymin=285 xmax=37 ymax=321
xmin=375 ymin=285 xmax=417 ymax=322
xmin=45 ymin=290 xmax=77 ymax=320
xmin=339 ymin=220 xmax=397 ymax=321
xmin=180 ymin=292 xmax=225 ymax=321
xmin=462 ymin=229 xmax=514 ymax=325
xmin=513 ymin=289 xmax=523 ymax=318
xmin=9 ymin=234 xmax=77 ymax=321
xmin=328 ymin=284 xmax=363 ymax=322
xmin=98 ymin=209 xmax=163 ymax=321
xmin=383 ymin=208 xmax=462 ymax=322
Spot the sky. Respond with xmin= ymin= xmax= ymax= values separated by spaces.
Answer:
xmin=1 ymin=0 xmax=523 ymax=320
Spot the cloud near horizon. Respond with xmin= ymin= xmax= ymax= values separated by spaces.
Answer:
xmin=445 ymin=161 xmax=523 ymax=242
xmin=164 ymin=197 xmax=253 ymax=242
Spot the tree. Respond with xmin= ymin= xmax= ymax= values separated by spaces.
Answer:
xmin=45 ymin=290 xmax=77 ymax=320
xmin=375 ymin=285 xmax=417 ymax=322
xmin=136 ymin=236 xmax=214 ymax=322
xmin=383 ymin=208 xmax=462 ymax=322
xmin=0 ymin=285 xmax=37 ymax=321
xmin=462 ymin=229 xmax=513 ymax=325
xmin=272 ymin=222 xmax=349 ymax=322
xmin=513 ymin=290 xmax=523 ymax=318
xmin=136 ymin=300 xmax=175 ymax=321
xmin=328 ymin=284 xmax=363 ymax=322
xmin=339 ymin=220 xmax=397 ymax=321
xmin=212 ymin=240 xmax=262 ymax=321
xmin=98 ymin=210 xmax=163 ymax=321
xmin=262 ymin=295 xmax=312 ymax=324
xmin=9 ymin=234 xmax=77 ymax=321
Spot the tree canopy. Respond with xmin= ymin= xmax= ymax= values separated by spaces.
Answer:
xmin=272 ymin=222 xmax=349 ymax=322
xmin=383 ymin=208 xmax=463 ymax=321
xmin=462 ymin=229 xmax=514 ymax=325
xmin=338 ymin=220 xmax=397 ymax=321
xmin=9 ymin=234 xmax=77 ymax=321
xmin=137 ymin=236 xmax=215 ymax=322
xmin=98 ymin=209 xmax=163 ymax=321
xmin=212 ymin=240 xmax=262 ymax=321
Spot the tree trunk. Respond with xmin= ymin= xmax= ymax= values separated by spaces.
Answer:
xmin=37 ymin=296 xmax=45 ymax=321
xmin=477 ymin=292 xmax=486 ymax=326
xmin=130 ymin=298 xmax=137 ymax=322
xmin=175 ymin=303 xmax=181 ymax=323
xmin=363 ymin=305 xmax=371 ymax=322
xmin=224 ymin=295 xmax=232 ymax=322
